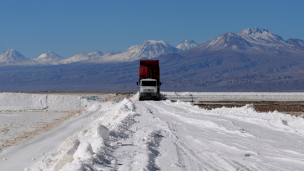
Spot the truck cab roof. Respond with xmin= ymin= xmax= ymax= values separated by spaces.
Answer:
xmin=141 ymin=78 xmax=157 ymax=81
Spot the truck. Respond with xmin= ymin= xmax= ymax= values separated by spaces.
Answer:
xmin=136 ymin=60 xmax=161 ymax=101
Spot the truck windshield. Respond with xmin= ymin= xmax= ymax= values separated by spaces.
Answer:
xmin=141 ymin=81 xmax=156 ymax=86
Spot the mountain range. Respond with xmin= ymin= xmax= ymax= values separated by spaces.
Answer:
xmin=157 ymin=27 xmax=304 ymax=91
xmin=1 ymin=27 xmax=304 ymax=92
xmin=0 ymin=40 xmax=198 ymax=66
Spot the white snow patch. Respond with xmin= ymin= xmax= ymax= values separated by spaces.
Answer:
xmin=130 ymin=91 xmax=139 ymax=101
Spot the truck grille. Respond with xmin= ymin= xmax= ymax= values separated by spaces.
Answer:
xmin=143 ymin=89 xmax=154 ymax=92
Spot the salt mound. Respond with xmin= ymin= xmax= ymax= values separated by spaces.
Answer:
xmin=130 ymin=92 xmax=139 ymax=101
xmin=243 ymin=104 xmax=256 ymax=112
xmin=94 ymin=125 xmax=110 ymax=138
xmin=73 ymin=142 xmax=94 ymax=161
xmin=0 ymin=93 xmax=47 ymax=110
xmin=52 ymin=139 xmax=80 ymax=171
xmin=0 ymin=93 xmax=83 ymax=111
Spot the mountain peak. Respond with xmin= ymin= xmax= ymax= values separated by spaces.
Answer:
xmin=134 ymin=40 xmax=179 ymax=58
xmin=2 ymin=49 xmax=24 ymax=57
xmin=37 ymin=51 xmax=63 ymax=60
xmin=181 ymin=40 xmax=196 ymax=43
xmin=141 ymin=40 xmax=173 ymax=48
xmin=205 ymin=32 xmax=253 ymax=51
xmin=237 ymin=27 xmax=286 ymax=45
xmin=195 ymin=27 xmax=299 ymax=54
xmin=143 ymin=40 xmax=166 ymax=45
xmin=208 ymin=32 xmax=239 ymax=46
xmin=237 ymin=27 xmax=269 ymax=36
xmin=0 ymin=49 xmax=29 ymax=64
xmin=251 ymin=27 xmax=264 ymax=34
xmin=176 ymin=40 xmax=199 ymax=51
xmin=102 ymin=40 xmax=180 ymax=62
xmin=6 ymin=49 xmax=16 ymax=52
xmin=237 ymin=28 xmax=251 ymax=35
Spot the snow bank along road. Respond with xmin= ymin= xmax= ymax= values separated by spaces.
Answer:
xmin=1 ymin=93 xmax=304 ymax=170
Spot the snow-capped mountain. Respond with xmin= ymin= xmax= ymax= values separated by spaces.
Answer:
xmin=200 ymin=28 xmax=299 ymax=53
xmin=0 ymin=49 xmax=29 ymax=64
xmin=237 ymin=28 xmax=287 ymax=46
xmin=102 ymin=40 xmax=181 ymax=62
xmin=61 ymin=51 xmax=104 ymax=64
xmin=1 ymin=28 xmax=304 ymax=67
xmin=33 ymin=51 xmax=63 ymax=62
xmin=176 ymin=40 xmax=199 ymax=51
xmin=204 ymin=32 xmax=254 ymax=51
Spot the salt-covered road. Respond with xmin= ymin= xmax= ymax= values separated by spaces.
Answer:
xmin=90 ymin=99 xmax=304 ymax=171
xmin=130 ymin=100 xmax=304 ymax=170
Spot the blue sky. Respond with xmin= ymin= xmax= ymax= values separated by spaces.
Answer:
xmin=0 ymin=0 xmax=303 ymax=58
